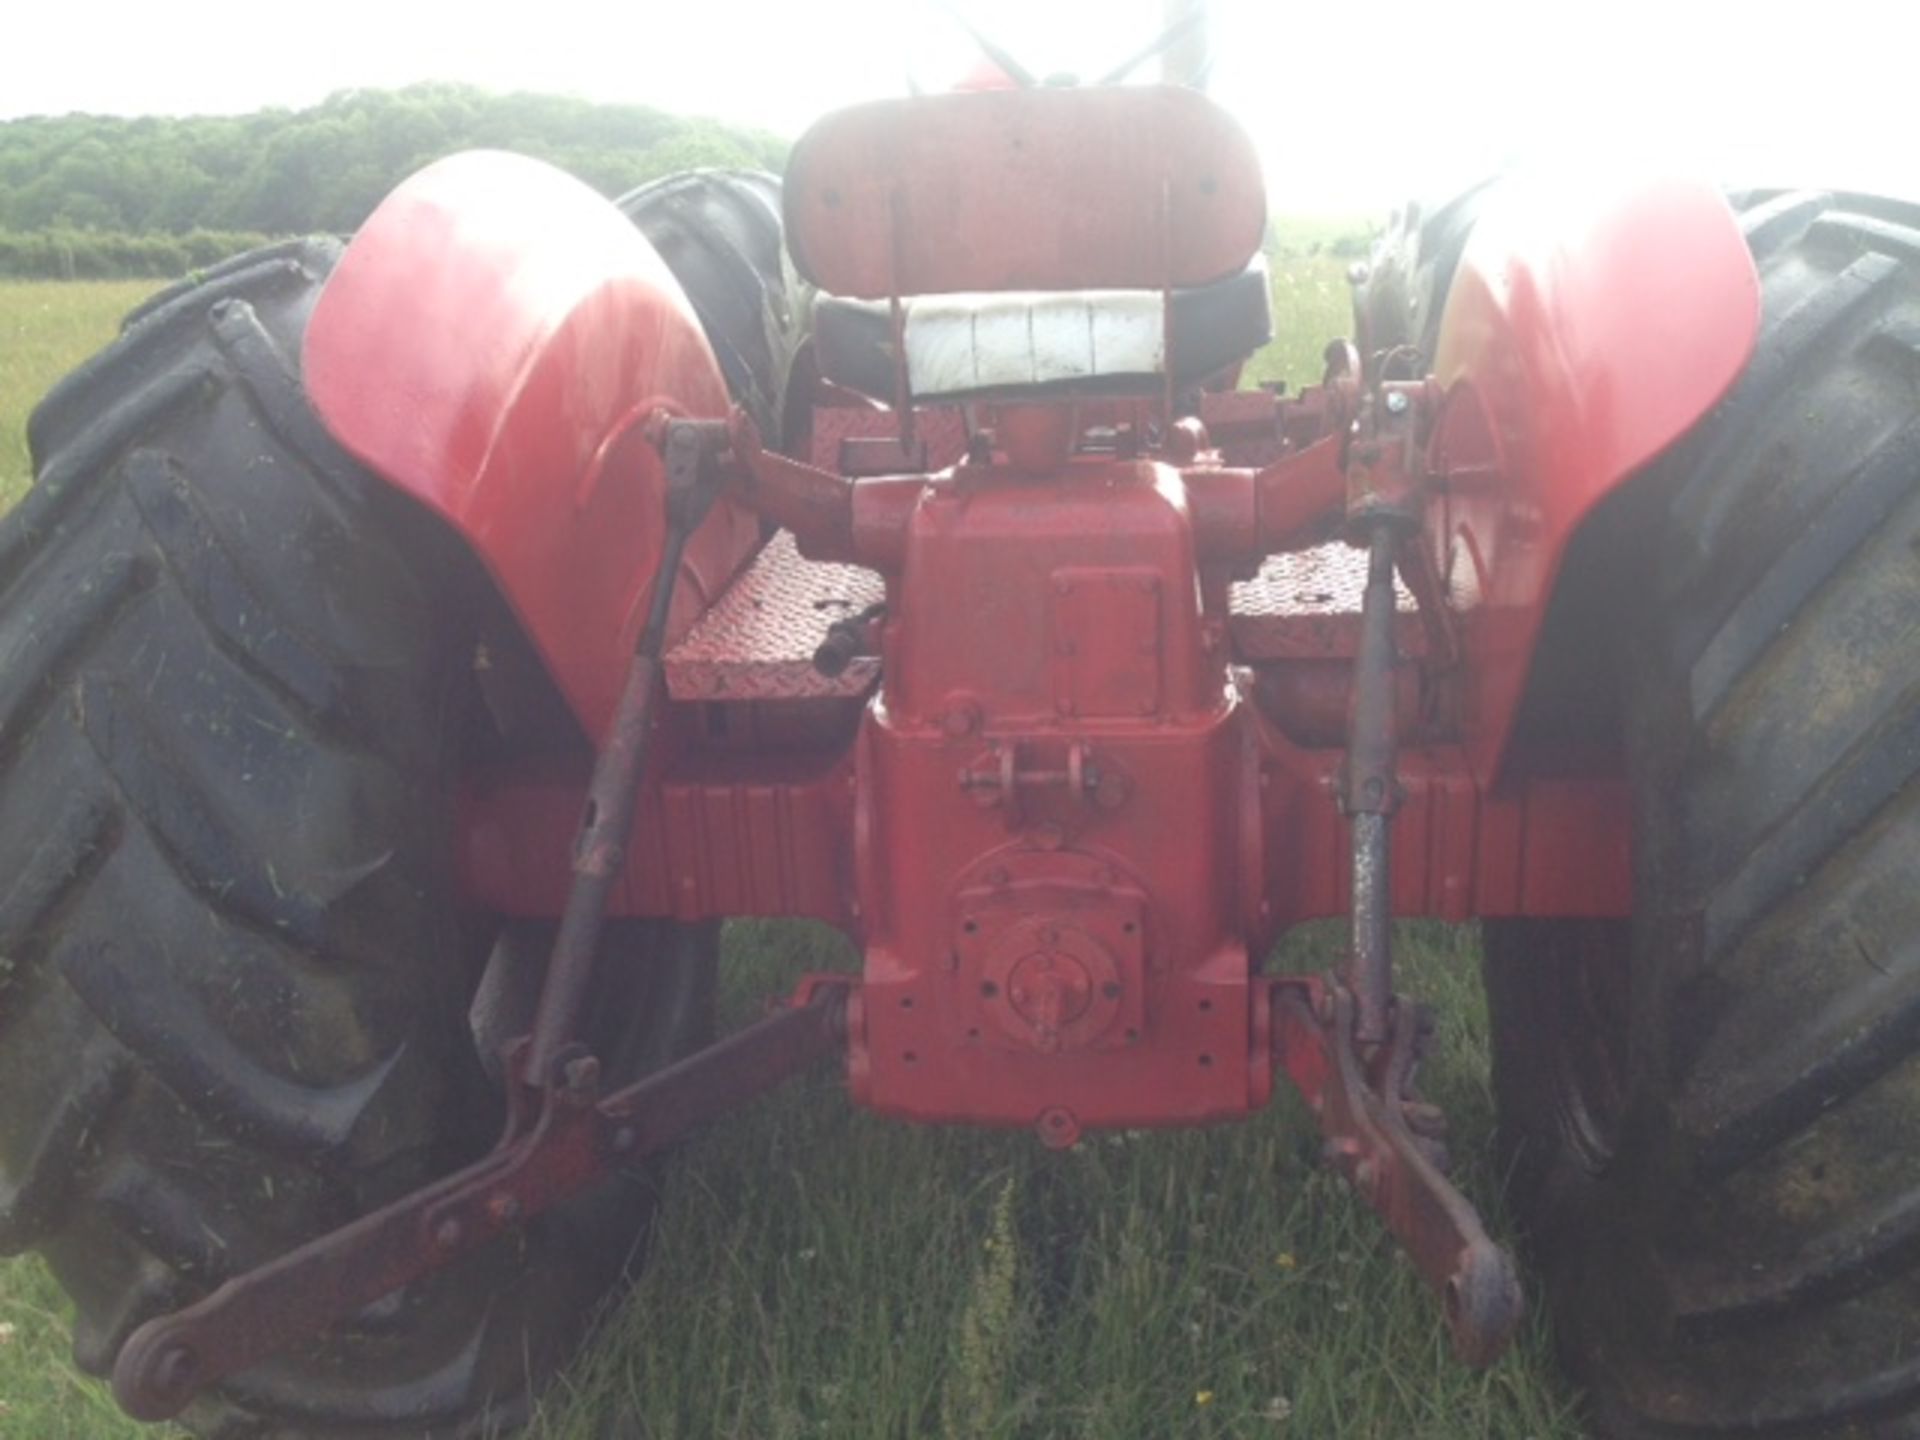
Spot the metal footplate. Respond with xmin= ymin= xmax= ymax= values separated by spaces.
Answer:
xmin=663 ymin=529 xmax=885 ymax=701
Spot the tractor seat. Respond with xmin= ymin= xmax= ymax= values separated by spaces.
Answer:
xmin=812 ymin=257 xmax=1273 ymax=403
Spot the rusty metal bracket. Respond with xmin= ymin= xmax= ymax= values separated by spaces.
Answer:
xmin=1339 ymin=521 xmax=1407 ymax=1045
xmin=111 ymin=983 xmax=850 ymax=1422
xmin=1273 ymin=977 xmax=1522 ymax=1366
xmin=523 ymin=415 xmax=729 ymax=1087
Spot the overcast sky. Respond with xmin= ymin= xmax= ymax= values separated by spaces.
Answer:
xmin=3 ymin=0 xmax=1915 ymax=211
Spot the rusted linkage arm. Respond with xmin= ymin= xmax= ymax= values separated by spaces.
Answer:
xmin=524 ymin=417 xmax=726 ymax=1085
xmin=111 ymin=984 xmax=851 ymax=1422
xmin=1340 ymin=521 xmax=1407 ymax=1046
xmin=1272 ymin=978 xmax=1522 ymax=1366
xmin=1266 ymin=370 xmax=1519 ymax=1366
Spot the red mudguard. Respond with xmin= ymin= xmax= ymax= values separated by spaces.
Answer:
xmin=1426 ymin=169 xmax=1760 ymax=780
xmin=303 ymin=151 xmax=761 ymax=739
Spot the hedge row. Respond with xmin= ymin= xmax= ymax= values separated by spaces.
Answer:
xmin=0 ymin=228 xmax=278 ymax=280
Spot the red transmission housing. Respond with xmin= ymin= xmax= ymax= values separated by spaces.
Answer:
xmin=309 ymin=89 xmax=1757 ymax=1143
xmin=848 ymin=445 xmax=1267 ymax=1143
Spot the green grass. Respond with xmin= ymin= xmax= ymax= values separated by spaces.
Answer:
xmin=0 ymin=263 xmax=1586 ymax=1437
xmin=525 ymin=923 xmax=1583 ymax=1440
xmin=1246 ymin=219 xmax=1379 ymax=392
xmin=0 ymin=279 xmax=160 ymax=508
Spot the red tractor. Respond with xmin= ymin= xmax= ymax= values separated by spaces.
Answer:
xmin=4 ymin=60 xmax=1916 ymax=1440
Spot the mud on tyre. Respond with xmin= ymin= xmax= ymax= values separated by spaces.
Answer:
xmin=0 ymin=170 xmax=796 ymax=1438
xmin=1484 ymin=190 xmax=1920 ymax=1436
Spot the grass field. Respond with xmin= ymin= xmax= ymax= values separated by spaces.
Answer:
xmin=0 ymin=264 xmax=1586 ymax=1439
xmin=0 ymin=280 xmax=160 ymax=508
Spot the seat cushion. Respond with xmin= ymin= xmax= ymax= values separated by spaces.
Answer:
xmin=813 ymin=257 xmax=1273 ymax=402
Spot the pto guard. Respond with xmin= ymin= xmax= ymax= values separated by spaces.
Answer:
xmin=304 ymin=150 xmax=761 ymax=738
xmin=1426 ymin=168 xmax=1761 ymax=780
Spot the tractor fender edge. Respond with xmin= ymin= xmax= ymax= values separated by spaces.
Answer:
xmin=1426 ymin=170 xmax=1761 ymax=780
xmin=303 ymin=150 xmax=761 ymax=739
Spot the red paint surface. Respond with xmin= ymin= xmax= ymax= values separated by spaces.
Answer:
xmin=460 ymin=748 xmax=859 ymax=927
xmin=1426 ymin=170 xmax=1759 ymax=780
xmin=852 ymin=458 xmax=1257 ymax=1130
xmin=334 ymin=139 xmax=1754 ymax=1139
xmin=304 ymin=151 xmax=761 ymax=738
xmin=455 ymin=441 xmax=1631 ymax=1135
xmin=460 ymin=746 xmax=1628 ymax=928
xmin=784 ymin=86 xmax=1265 ymax=297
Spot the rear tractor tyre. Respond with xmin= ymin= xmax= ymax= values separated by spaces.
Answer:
xmin=1483 ymin=190 xmax=1920 ymax=1435
xmin=0 ymin=172 xmax=790 ymax=1439
xmin=616 ymin=167 xmax=811 ymax=442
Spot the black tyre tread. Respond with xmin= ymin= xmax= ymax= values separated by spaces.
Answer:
xmin=0 ymin=548 xmax=151 ymax=758
xmin=119 ymin=237 xmax=331 ymax=333
xmin=1676 ymin=782 xmax=1920 ymax=1175
xmin=126 ymin=449 xmax=351 ymax=730
xmin=0 ymin=242 xmax=708 ymax=1439
xmin=2 ymin=169 xmax=796 ymax=1439
xmin=0 ymin=786 xmax=117 ymax=954
xmin=1737 ymin=189 xmax=1833 ymax=262
xmin=1482 ymin=919 xmax=1631 ymax=1235
xmin=616 ymin=168 xmax=809 ymax=443
xmin=1664 ymin=249 xmax=1902 ymax=606
xmin=1499 ymin=191 xmax=1920 ymax=1437
xmin=1354 ymin=178 xmax=1496 ymax=369
xmin=1685 ymin=415 xmax=1920 ymax=727
xmin=0 ymin=364 xmax=214 ymax=595
xmin=0 ymin=999 xmax=128 ymax=1251
xmin=1 ymin=241 xmax=495 ymax=1437
xmin=27 ymin=243 xmax=330 ymax=468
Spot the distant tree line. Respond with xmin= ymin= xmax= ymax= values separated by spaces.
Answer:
xmin=0 ymin=229 xmax=277 ymax=280
xmin=0 ymin=84 xmax=787 ymax=278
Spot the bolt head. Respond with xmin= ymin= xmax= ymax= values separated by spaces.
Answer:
xmin=562 ymin=1055 xmax=601 ymax=1096
xmin=1037 ymin=1107 xmax=1081 ymax=1149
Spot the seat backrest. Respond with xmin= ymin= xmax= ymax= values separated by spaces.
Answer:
xmin=783 ymin=86 xmax=1266 ymax=300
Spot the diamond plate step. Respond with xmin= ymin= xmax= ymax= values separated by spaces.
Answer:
xmin=664 ymin=531 xmax=885 ymax=701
